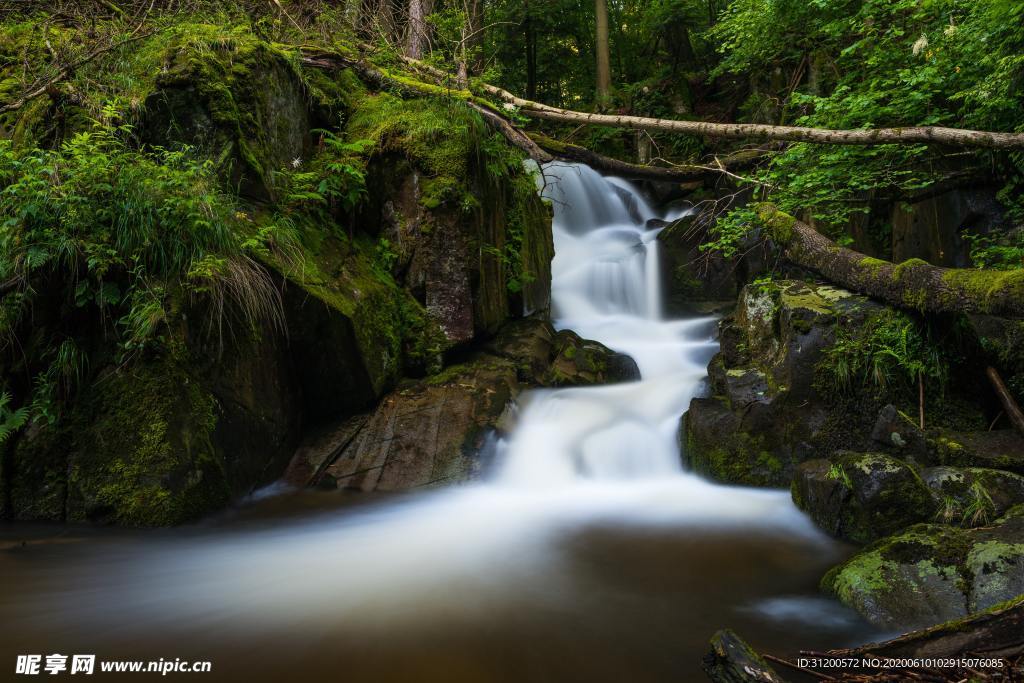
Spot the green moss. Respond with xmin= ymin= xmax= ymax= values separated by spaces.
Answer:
xmin=892 ymin=258 xmax=929 ymax=281
xmin=942 ymin=268 xmax=1024 ymax=313
xmin=68 ymin=355 xmax=229 ymax=526
xmin=753 ymin=203 xmax=797 ymax=244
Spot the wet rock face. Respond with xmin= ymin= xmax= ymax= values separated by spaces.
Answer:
xmin=285 ymin=318 xmax=640 ymax=493
xmin=792 ymin=452 xmax=937 ymax=544
xmin=656 ymin=214 xmax=742 ymax=315
xmin=683 ymin=280 xmax=883 ymax=486
xmin=824 ymin=512 xmax=1024 ymax=631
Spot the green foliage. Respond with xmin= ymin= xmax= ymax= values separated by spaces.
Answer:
xmin=0 ymin=391 xmax=28 ymax=444
xmin=821 ymin=310 xmax=946 ymax=394
xmin=964 ymin=232 xmax=1024 ymax=271
xmin=274 ymin=131 xmax=371 ymax=225
xmin=700 ymin=206 xmax=758 ymax=258
xmin=0 ymin=122 xmax=282 ymax=418
xmin=826 ymin=462 xmax=853 ymax=490
xmin=707 ymin=0 xmax=1024 ymax=247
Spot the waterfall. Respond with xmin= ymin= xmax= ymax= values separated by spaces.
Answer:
xmin=494 ymin=162 xmax=714 ymax=486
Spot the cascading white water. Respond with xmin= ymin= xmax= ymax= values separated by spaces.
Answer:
xmin=0 ymin=163 xmax=870 ymax=683
xmin=495 ymin=162 xmax=714 ymax=486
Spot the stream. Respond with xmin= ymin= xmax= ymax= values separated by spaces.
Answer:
xmin=0 ymin=162 xmax=882 ymax=681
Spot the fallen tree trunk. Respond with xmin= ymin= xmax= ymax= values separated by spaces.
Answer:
xmin=703 ymin=630 xmax=789 ymax=683
xmin=756 ymin=204 xmax=1024 ymax=318
xmin=822 ymin=595 xmax=1024 ymax=660
xmin=346 ymin=46 xmax=1024 ymax=151
xmin=515 ymin=106 xmax=1024 ymax=150
xmin=528 ymin=133 xmax=770 ymax=183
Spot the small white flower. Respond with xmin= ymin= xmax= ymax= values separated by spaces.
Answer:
xmin=291 ymin=157 xmax=302 ymax=168
xmin=502 ymin=102 xmax=516 ymax=112
xmin=912 ymin=34 xmax=929 ymax=56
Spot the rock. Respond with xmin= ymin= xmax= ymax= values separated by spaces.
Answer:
xmin=546 ymin=329 xmax=640 ymax=386
xmin=140 ymin=36 xmax=312 ymax=202
xmin=922 ymin=466 xmax=1024 ymax=526
xmin=683 ymin=280 xmax=885 ymax=486
xmin=657 ymin=214 xmax=742 ymax=315
xmin=931 ymin=430 xmax=1024 ymax=475
xmin=285 ymin=318 xmax=637 ymax=493
xmin=320 ymin=356 xmax=520 ymax=491
xmin=891 ymin=186 xmax=1006 ymax=268
xmin=486 ymin=318 xmax=640 ymax=387
xmin=871 ymin=404 xmax=927 ymax=455
xmin=823 ymin=514 xmax=1024 ymax=630
xmin=792 ymin=452 xmax=937 ymax=544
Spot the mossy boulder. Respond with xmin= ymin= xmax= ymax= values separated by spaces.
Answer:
xmin=546 ymin=329 xmax=640 ymax=386
xmin=319 ymin=354 xmax=520 ymax=491
xmin=922 ymin=466 xmax=1024 ymax=527
xmin=792 ymin=452 xmax=937 ymax=544
xmin=823 ymin=514 xmax=1024 ymax=630
xmin=7 ymin=356 xmax=231 ymax=526
xmin=683 ymin=280 xmax=884 ymax=486
xmin=141 ymin=30 xmax=316 ymax=201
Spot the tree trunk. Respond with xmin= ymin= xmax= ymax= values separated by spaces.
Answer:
xmin=405 ymin=0 xmax=432 ymax=59
xmin=595 ymin=0 xmax=611 ymax=106
xmin=756 ymin=204 xmax=1024 ymax=318
xmin=524 ymin=4 xmax=537 ymax=101
xmin=467 ymin=0 xmax=484 ymax=74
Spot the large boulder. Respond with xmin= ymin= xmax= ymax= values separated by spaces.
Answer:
xmin=792 ymin=452 xmax=937 ymax=544
xmin=285 ymin=318 xmax=639 ymax=492
xmin=683 ymin=280 xmax=884 ymax=486
xmin=823 ymin=511 xmax=1024 ymax=630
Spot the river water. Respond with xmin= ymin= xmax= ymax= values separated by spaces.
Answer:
xmin=0 ymin=163 xmax=880 ymax=681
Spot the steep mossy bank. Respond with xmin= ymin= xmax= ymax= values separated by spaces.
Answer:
xmin=0 ymin=17 xmax=553 ymax=525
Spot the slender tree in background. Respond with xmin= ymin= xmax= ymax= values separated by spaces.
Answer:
xmin=595 ymin=0 xmax=611 ymax=106
xmin=406 ymin=0 xmax=433 ymax=59
xmin=524 ymin=0 xmax=538 ymax=100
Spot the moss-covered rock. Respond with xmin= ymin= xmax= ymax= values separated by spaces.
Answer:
xmin=141 ymin=28 xmax=316 ymax=201
xmin=823 ymin=514 xmax=1024 ymax=630
xmin=546 ymin=329 xmax=640 ymax=386
xmin=931 ymin=429 xmax=1024 ymax=475
xmin=792 ymin=452 xmax=937 ymax=544
xmin=65 ymin=358 xmax=229 ymax=525
xmin=350 ymin=96 xmax=552 ymax=345
xmin=683 ymin=280 xmax=884 ymax=486
xmin=923 ymin=466 xmax=1024 ymax=527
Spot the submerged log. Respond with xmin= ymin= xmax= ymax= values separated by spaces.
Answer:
xmin=703 ymin=630 xmax=790 ymax=683
xmin=755 ymin=204 xmax=1024 ymax=318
